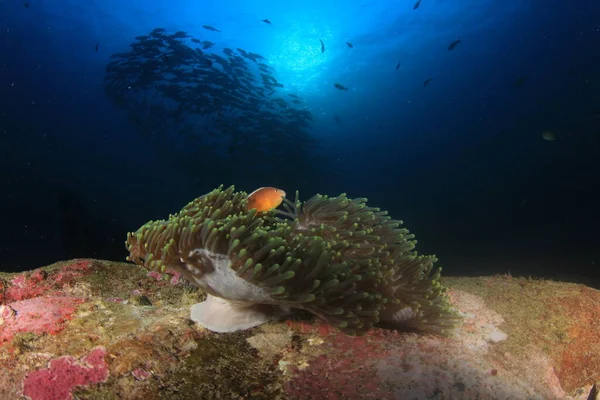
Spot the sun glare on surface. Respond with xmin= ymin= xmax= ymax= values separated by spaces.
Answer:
xmin=267 ymin=22 xmax=331 ymax=91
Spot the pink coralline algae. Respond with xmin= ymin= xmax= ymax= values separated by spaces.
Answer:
xmin=0 ymin=259 xmax=597 ymax=399
xmin=284 ymin=321 xmax=398 ymax=400
xmin=131 ymin=368 xmax=152 ymax=381
xmin=281 ymin=292 xmax=571 ymax=400
xmin=146 ymin=269 xmax=182 ymax=285
xmin=22 ymin=347 xmax=109 ymax=400
xmin=146 ymin=270 xmax=164 ymax=281
xmin=0 ymin=296 xmax=85 ymax=344
xmin=105 ymin=297 xmax=124 ymax=303
xmin=168 ymin=270 xmax=182 ymax=285
xmin=1 ymin=260 xmax=91 ymax=303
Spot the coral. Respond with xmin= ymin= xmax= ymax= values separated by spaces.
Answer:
xmin=126 ymin=185 xmax=461 ymax=336
xmin=22 ymin=347 xmax=109 ymax=400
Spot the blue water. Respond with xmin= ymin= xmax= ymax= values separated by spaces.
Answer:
xmin=1 ymin=0 xmax=599 ymax=283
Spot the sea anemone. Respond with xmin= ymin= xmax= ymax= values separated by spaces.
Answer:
xmin=126 ymin=185 xmax=461 ymax=336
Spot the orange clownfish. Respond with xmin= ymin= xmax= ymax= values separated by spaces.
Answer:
xmin=247 ymin=187 xmax=286 ymax=212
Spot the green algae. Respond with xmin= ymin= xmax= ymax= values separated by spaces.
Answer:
xmin=75 ymin=331 xmax=287 ymax=400
xmin=164 ymin=331 xmax=284 ymax=399
xmin=80 ymin=261 xmax=148 ymax=299
xmin=10 ymin=332 xmax=40 ymax=355
xmin=130 ymin=294 xmax=153 ymax=306
xmin=443 ymin=275 xmax=577 ymax=358
xmin=80 ymin=260 xmax=202 ymax=308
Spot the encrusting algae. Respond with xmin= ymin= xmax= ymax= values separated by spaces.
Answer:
xmin=125 ymin=185 xmax=461 ymax=336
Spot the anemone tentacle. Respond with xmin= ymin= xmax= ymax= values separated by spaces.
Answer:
xmin=126 ymin=185 xmax=461 ymax=336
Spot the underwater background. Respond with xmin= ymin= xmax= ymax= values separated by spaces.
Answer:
xmin=0 ymin=0 xmax=598 ymax=284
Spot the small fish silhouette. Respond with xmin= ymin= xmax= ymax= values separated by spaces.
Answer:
xmin=202 ymin=25 xmax=221 ymax=32
xmin=448 ymin=39 xmax=461 ymax=51
xmin=319 ymin=39 xmax=325 ymax=53
xmin=542 ymin=131 xmax=556 ymax=141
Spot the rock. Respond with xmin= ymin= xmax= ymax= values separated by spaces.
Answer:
xmin=0 ymin=259 xmax=598 ymax=399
